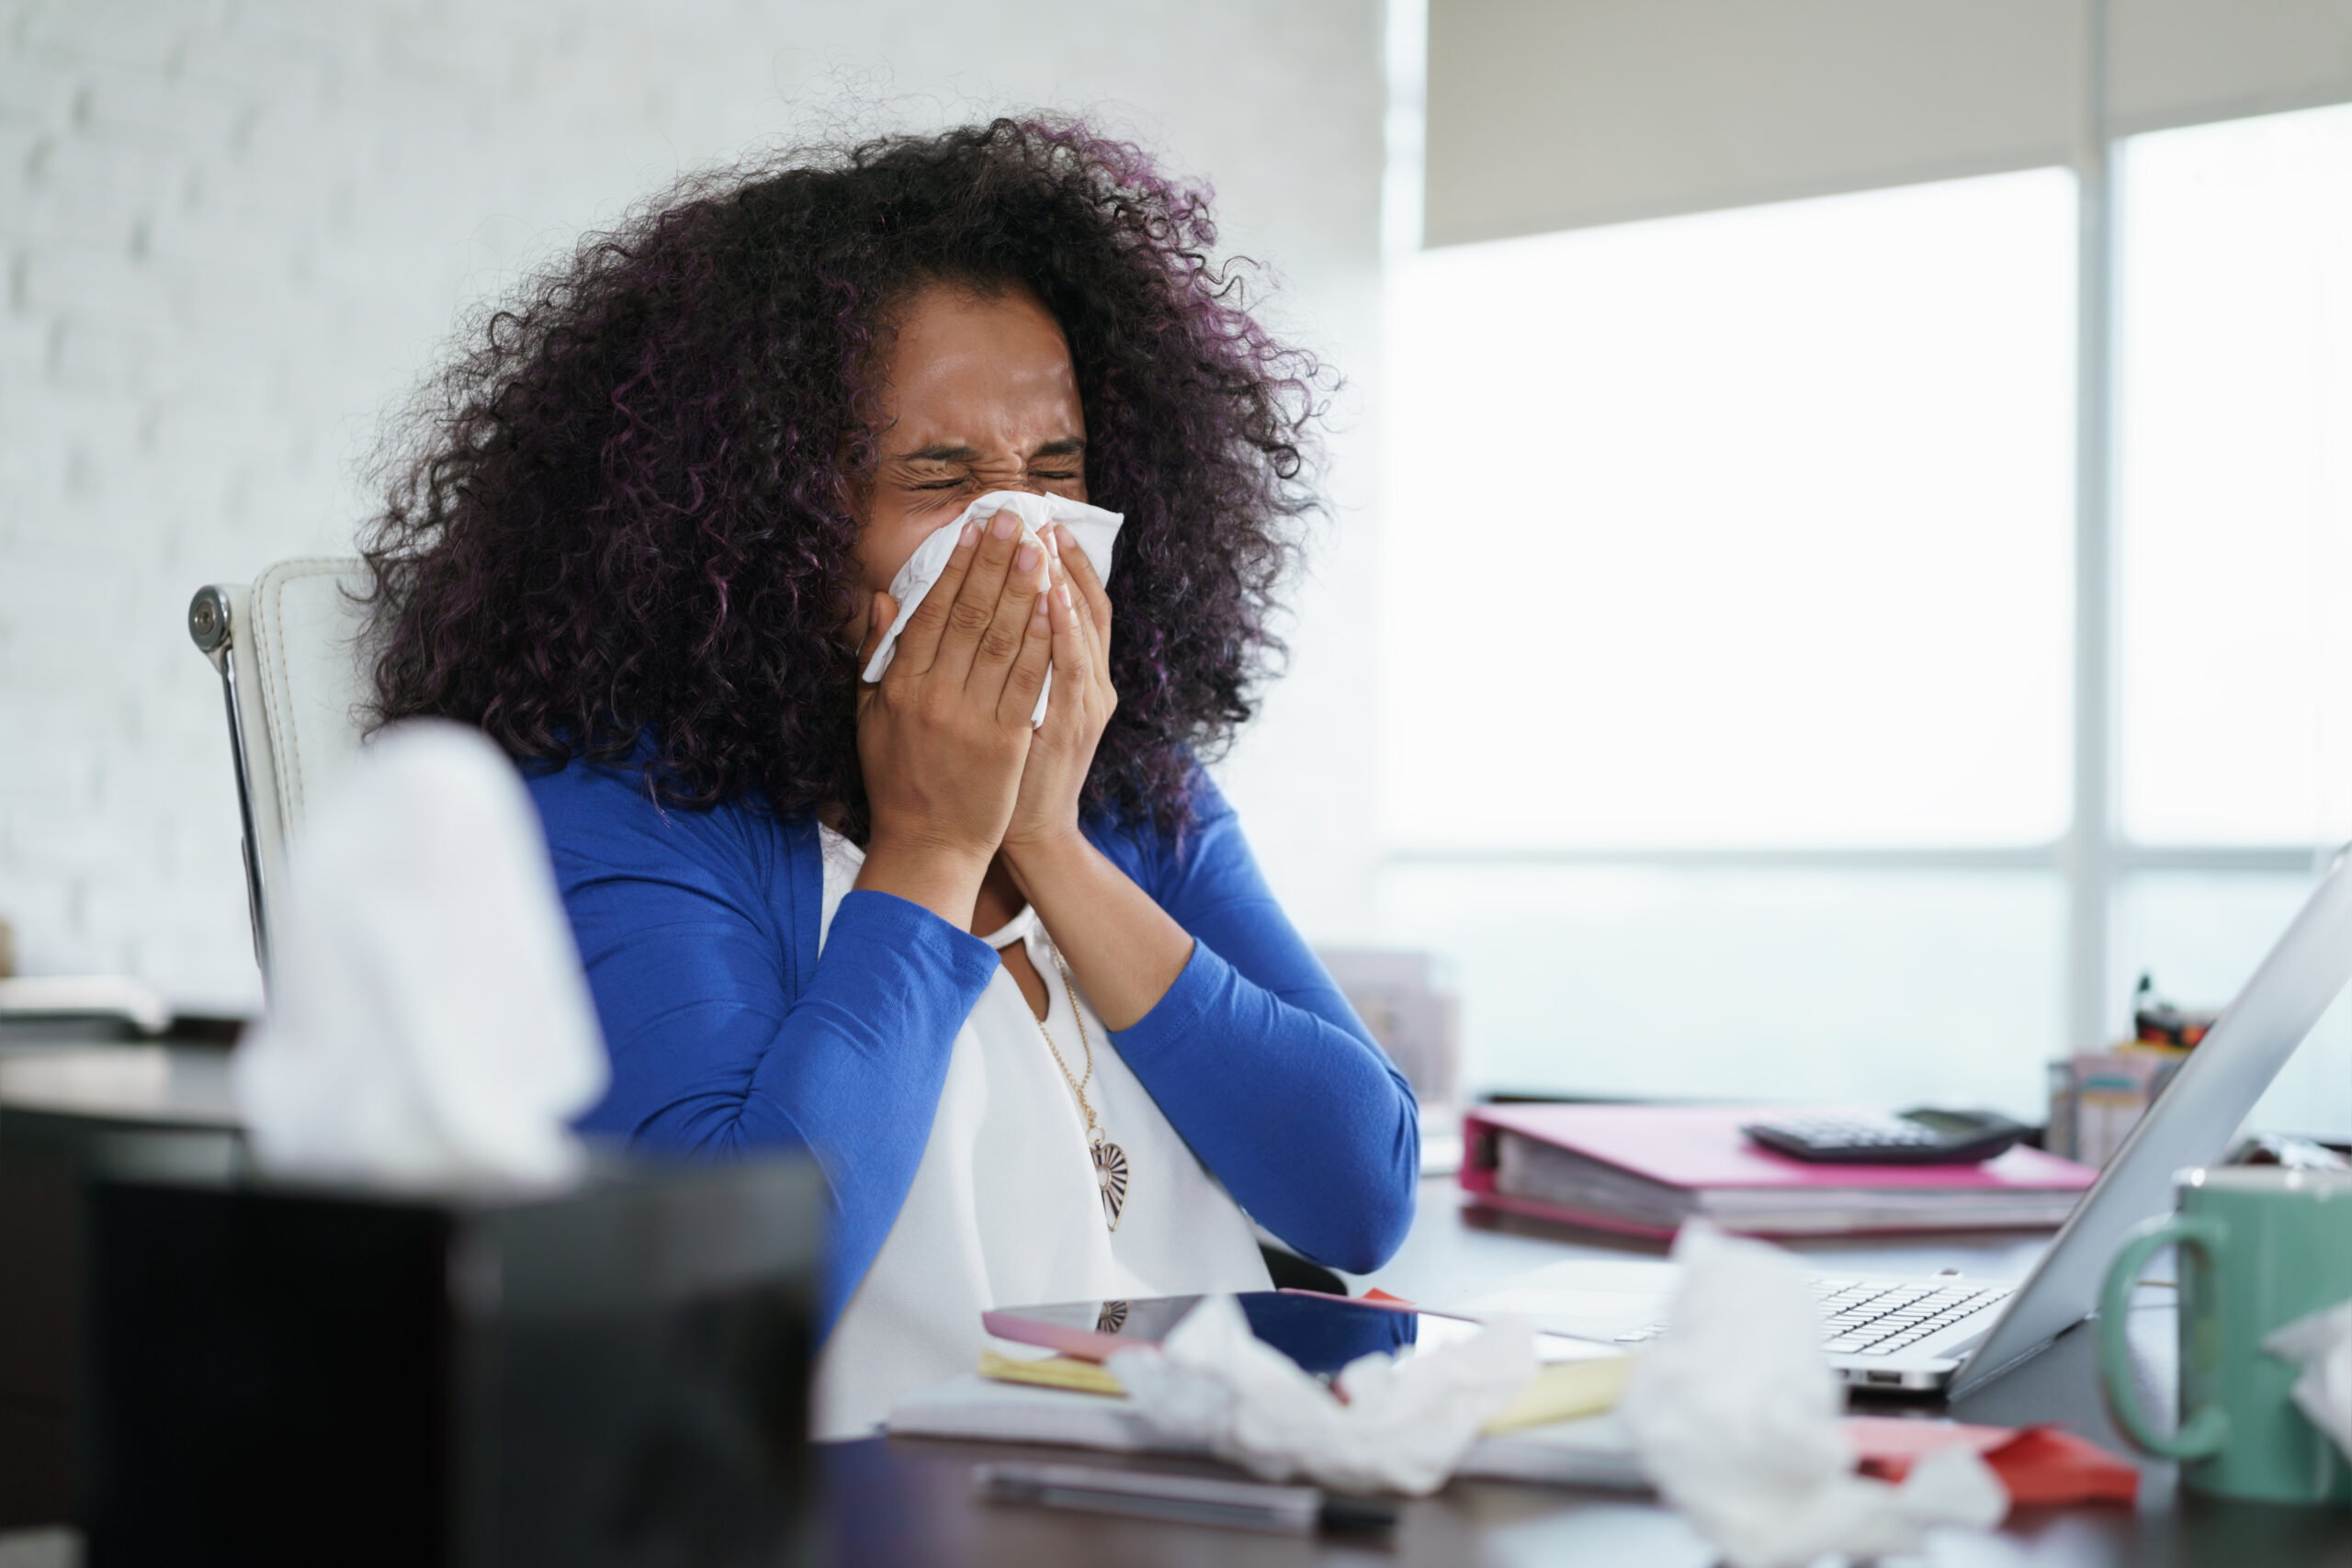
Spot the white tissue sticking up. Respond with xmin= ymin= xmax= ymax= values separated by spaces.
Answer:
xmin=1619 ymin=1222 xmax=2007 ymax=1568
xmin=1103 ymin=1294 xmax=1536 ymax=1496
xmin=860 ymin=490 xmax=1124 ymax=728
xmin=2265 ymin=1299 xmax=2352 ymax=1463
xmin=234 ymin=720 xmax=609 ymax=1190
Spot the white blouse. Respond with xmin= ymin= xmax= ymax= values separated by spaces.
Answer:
xmin=808 ymin=827 xmax=1272 ymax=1439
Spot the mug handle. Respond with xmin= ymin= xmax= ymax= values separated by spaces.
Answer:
xmin=2098 ymin=1213 xmax=2229 ymax=1460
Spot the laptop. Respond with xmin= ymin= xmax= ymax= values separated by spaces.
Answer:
xmin=1478 ymin=840 xmax=2352 ymax=1395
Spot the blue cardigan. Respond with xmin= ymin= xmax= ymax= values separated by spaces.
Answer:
xmin=526 ymin=759 xmax=1420 ymax=1333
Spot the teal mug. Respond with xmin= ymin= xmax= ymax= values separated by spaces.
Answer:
xmin=2098 ymin=1166 xmax=2352 ymax=1505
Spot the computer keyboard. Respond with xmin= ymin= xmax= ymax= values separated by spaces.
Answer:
xmin=1608 ymin=1278 xmax=2014 ymax=1356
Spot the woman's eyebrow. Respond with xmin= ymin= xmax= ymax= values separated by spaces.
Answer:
xmin=892 ymin=436 xmax=1085 ymax=465
xmin=899 ymin=442 xmax=978 ymax=464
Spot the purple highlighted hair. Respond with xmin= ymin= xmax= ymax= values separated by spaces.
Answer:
xmin=361 ymin=118 xmax=1326 ymax=833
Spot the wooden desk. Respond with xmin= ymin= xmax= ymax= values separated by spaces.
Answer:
xmin=838 ymin=1181 xmax=2352 ymax=1568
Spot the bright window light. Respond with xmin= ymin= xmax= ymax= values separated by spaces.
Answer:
xmin=1380 ymin=169 xmax=2077 ymax=850
xmin=1377 ymin=864 xmax=2064 ymax=1116
xmin=1377 ymin=170 xmax=2077 ymax=1106
xmin=2117 ymin=103 xmax=2352 ymax=848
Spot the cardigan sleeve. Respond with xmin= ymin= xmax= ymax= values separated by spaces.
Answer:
xmin=527 ymin=761 xmax=1000 ymax=1331
xmin=1102 ymin=772 xmax=1420 ymax=1274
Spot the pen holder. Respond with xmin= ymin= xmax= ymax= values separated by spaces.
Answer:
xmin=80 ymin=1154 xmax=822 ymax=1568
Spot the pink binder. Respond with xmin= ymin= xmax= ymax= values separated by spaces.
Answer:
xmin=1461 ymin=1103 xmax=2098 ymax=1239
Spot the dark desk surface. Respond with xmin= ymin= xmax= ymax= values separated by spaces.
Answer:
xmin=6 ymin=1067 xmax=2348 ymax=1565
xmin=832 ymin=1180 xmax=2352 ymax=1568
xmin=0 ymin=1046 xmax=245 ymax=1532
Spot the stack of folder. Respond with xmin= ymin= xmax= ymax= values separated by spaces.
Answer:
xmin=1462 ymin=1104 xmax=2098 ymax=1237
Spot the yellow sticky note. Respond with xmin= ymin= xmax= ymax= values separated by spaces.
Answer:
xmin=1479 ymin=1354 xmax=1633 ymax=1434
xmin=978 ymin=1349 xmax=1126 ymax=1397
xmin=977 ymin=1345 xmax=1633 ymax=1431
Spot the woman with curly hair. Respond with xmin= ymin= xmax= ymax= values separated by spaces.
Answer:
xmin=363 ymin=118 xmax=1418 ymax=1436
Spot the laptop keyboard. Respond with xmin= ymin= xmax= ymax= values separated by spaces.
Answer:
xmin=1609 ymin=1278 xmax=2013 ymax=1357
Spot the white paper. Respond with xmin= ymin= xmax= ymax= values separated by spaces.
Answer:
xmin=234 ymin=720 xmax=608 ymax=1190
xmin=885 ymin=1371 xmax=1653 ymax=1490
xmin=2264 ymin=1298 xmax=2352 ymax=1463
xmin=1617 ymin=1222 xmax=2007 ymax=1568
xmin=1103 ymin=1294 xmax=1537 ymax=1496
xmin=859 ymin=490 xmax=1124 ymax=727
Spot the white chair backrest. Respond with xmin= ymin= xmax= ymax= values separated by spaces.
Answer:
xmin=190 ymin=558 xmax=376 ymax=972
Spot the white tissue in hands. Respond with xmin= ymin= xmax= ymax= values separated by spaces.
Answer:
xmin=859 ymin=490 xmax=1123 ymax=728
xmin=1103 ymin=1294 xmax=1536 ymax=1496
xmin=2265 ymin=1299 xmax=2352 ymax=1462
xmin=233 ymin=720 xmax=609 ymax=1190
xmin=1618 ymin=1222 xmax=2007 ymax=1568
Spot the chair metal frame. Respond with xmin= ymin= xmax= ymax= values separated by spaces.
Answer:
xmin=187 ymin=584 xmax=272 ymax=978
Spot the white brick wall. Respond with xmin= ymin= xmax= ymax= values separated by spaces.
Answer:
xmin=0 ymin=0 xmax=1386 ymax=1012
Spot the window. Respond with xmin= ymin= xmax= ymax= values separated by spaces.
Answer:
xmin=2112 ymin=104 xmax=2352 ymax=1135
xmin=1384 ymin=118 xmax=2352 ymax=1134
xmin=1381 ymin=170 xmax=2077 ymax=1115
xmin=1381 ymin=172 xmax=2076 ymax=852
xmin=2117 ymin=106 xmax=2352 ymax=852
xmin=1375 ymin=864 xmax=2063 ymax=1106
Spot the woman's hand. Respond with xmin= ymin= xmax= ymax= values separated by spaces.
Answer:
xmin=991 ymin=526 xmax=1192 ymax=1030
xmin=1001 ymin=522 xmax=1117 ymax=877
xmin=854 ymin=508 xmax=1055 ymax=927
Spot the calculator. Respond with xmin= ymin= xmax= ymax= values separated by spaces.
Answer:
xmin=1740 ymin=1108 xmax=2032 ymax=1166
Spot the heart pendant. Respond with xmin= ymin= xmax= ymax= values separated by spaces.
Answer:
xmin=1092 ymin=1139 xmax=1129 ymax=1231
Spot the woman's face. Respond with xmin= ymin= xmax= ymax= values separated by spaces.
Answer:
xmin=851 ymin=283 xmax=1088 ymax=615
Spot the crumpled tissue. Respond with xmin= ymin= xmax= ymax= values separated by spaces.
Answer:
xmin=1618 ymin=1222 xmax=2008 ymax=1568
xmin=1103 ymin=1294 xmax=1536 ymax=1495
xmin=860 ymin=489 xmax=1124 ymax=727
xmin=2264 ymin=1298 xmax=2352 ymax=1463
xmin=234 ymin=720 xmax=609 ymax=1189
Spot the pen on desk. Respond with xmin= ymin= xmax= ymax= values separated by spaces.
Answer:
xmin=971 ymin=1461 xmax=1397 ymax=1535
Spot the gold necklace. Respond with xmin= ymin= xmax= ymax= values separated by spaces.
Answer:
xmin=1034 ymin=951 xmax=1130 ymax=1231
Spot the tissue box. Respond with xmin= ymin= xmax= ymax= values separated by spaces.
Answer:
xmin=80 ymin=1156 xmax=820 ymax=1568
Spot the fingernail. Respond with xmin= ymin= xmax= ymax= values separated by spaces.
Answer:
xmin=1033 ymin=592 xmax=1050 ymax=618
xmin=957 ymin=521 xmax=978 ymax=547
xmin=990 ymin=511 xmax=1018 ymax=540
xmin=1046 ymin=526 xmax=1063 ymax=557
xmin=1015 ymin=540 xmax=1040 ymax=572
xmin=1057 ymin=584 xmax=1074 ymax=609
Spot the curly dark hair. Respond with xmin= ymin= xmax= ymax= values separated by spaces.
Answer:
xmin=360 ymin=117 xmax=1325 ymax=835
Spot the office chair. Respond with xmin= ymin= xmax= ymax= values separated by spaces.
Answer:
xmin=187 ymin=558 xmax=377 ymax=977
